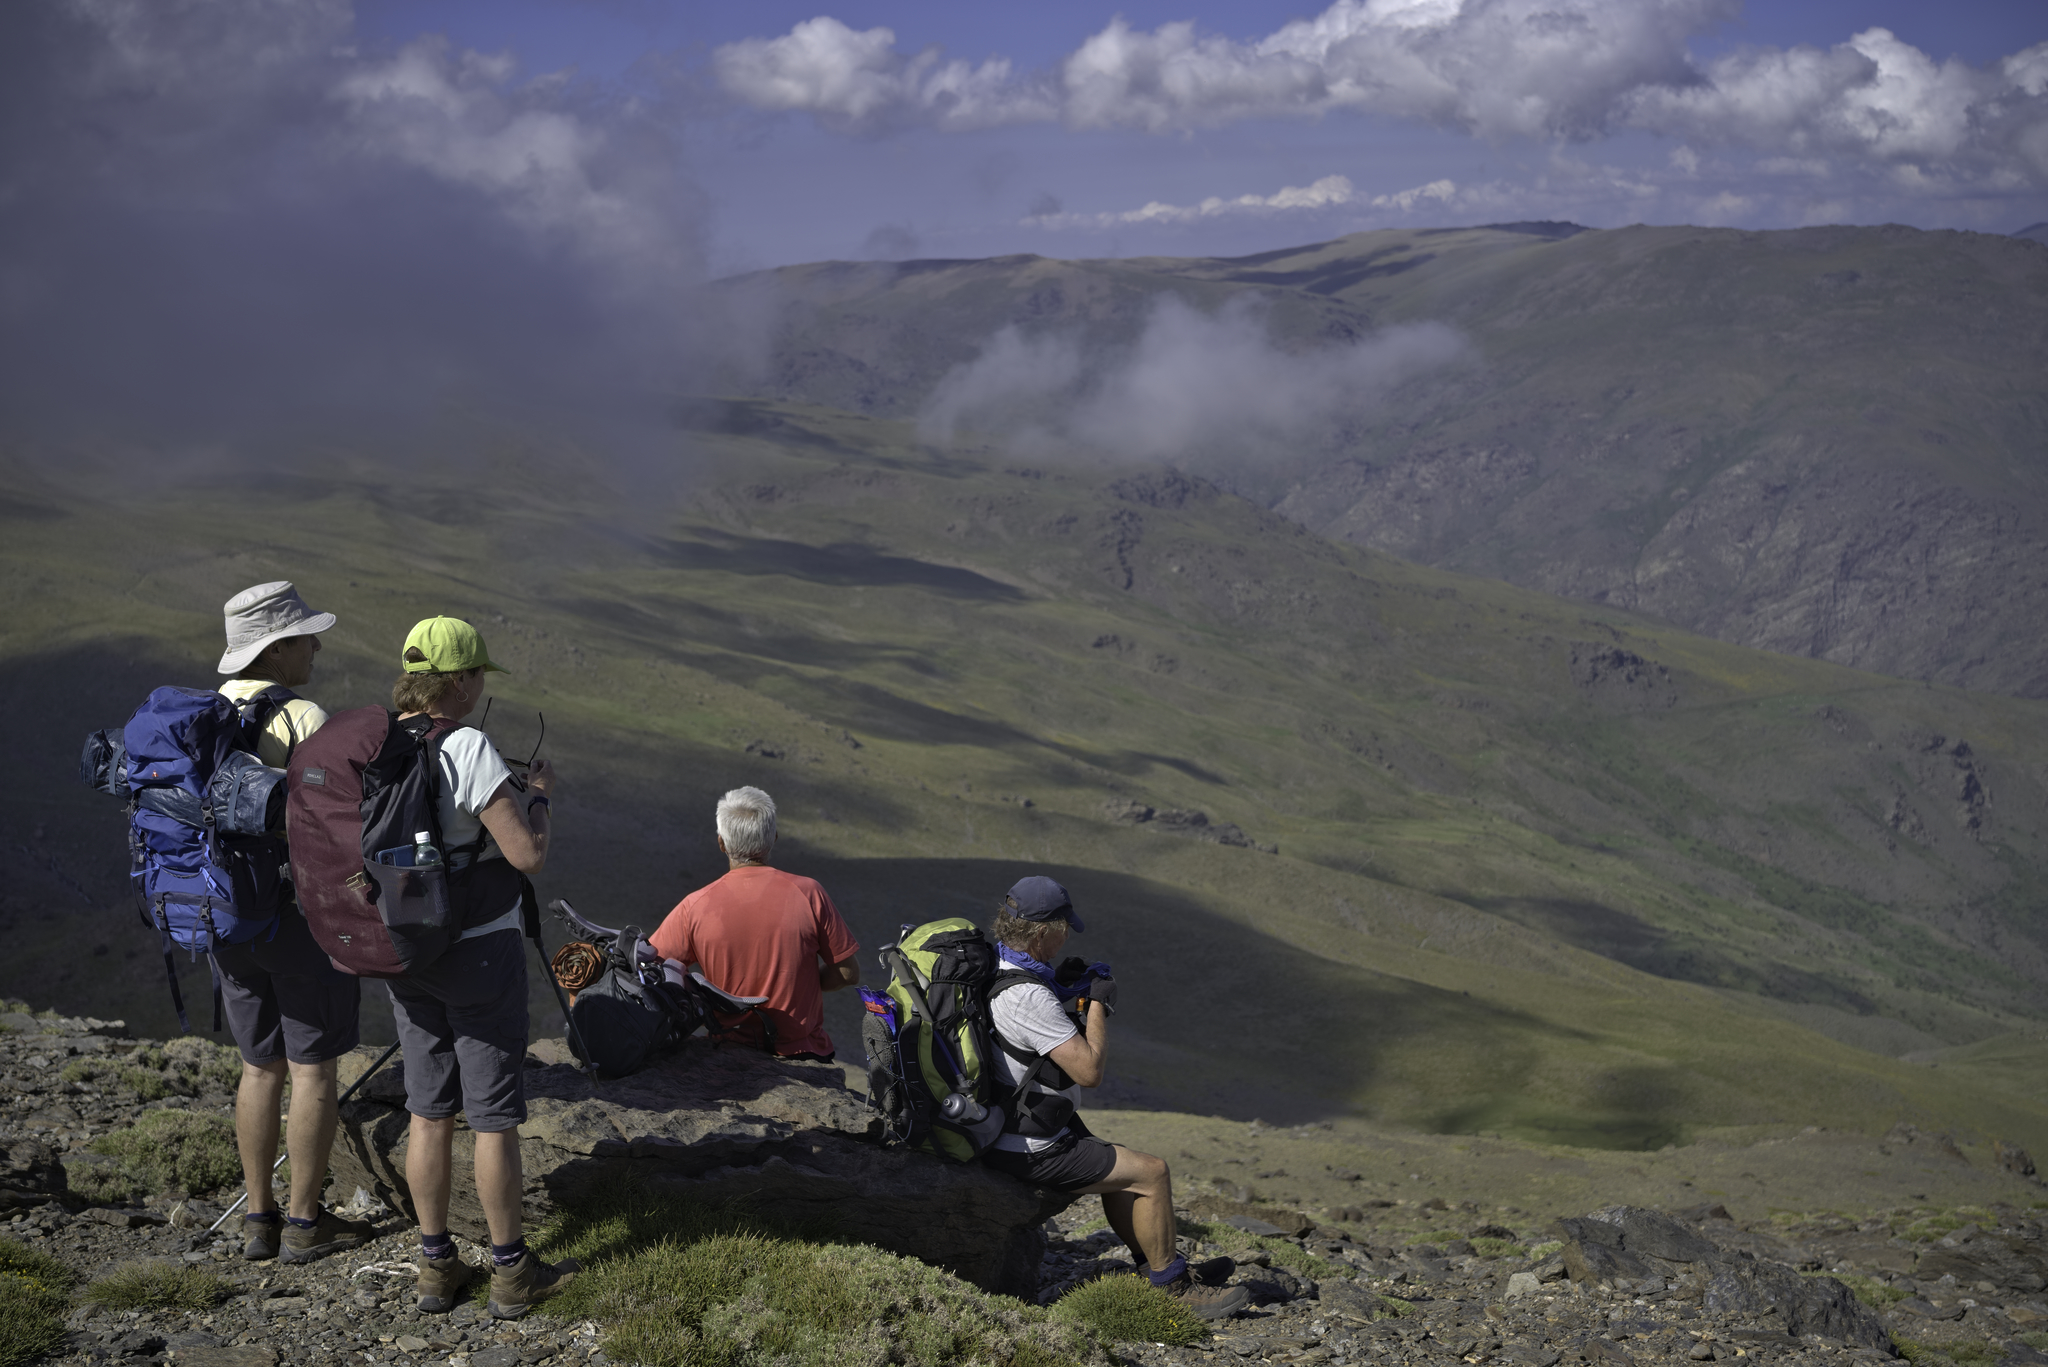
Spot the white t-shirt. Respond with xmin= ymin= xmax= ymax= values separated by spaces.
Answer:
xmin=988 ymin=978 xmax=1081 ymax=1154
xmin=432 ymin=727 xmax=517 ymax=863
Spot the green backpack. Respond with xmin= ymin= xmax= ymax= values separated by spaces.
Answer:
xmin=861 ymin=918 xmax=1049 ymax=1162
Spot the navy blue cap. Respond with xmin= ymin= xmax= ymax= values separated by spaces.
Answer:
xmin=1005 ymin=876 xmax=1084 ymax=932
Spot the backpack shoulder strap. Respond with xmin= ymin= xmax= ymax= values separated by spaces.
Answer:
xmin=986 ymin=970 xmax=1053 ymax=1066
xmin=229 ymin=684 xmax=300 ymax=759
xmin=414 ymin=718 xmax=492 ymax=864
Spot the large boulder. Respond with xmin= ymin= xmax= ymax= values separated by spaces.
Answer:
xmin=328 ymin=1038 xmax=1073 ymax=1297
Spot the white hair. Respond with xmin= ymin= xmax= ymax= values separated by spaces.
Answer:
xmin=716 ymin=786 xmax=778 ymax=860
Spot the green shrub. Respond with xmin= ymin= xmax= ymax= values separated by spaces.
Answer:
xmin=2020 ymin=1333 xmax=2048 ymax=1352
xmin=83 ymin=1262 xmax=230 ymax=1312
xmin=77 ymin=1108 xmax=241 ymax=1204
xmin=1893 ymin=1339 xmax=1937 ymax=1364
xmin=1945 ymin=1341 xmax=2000 ymax=1367
xmin=1525 ymin=1240 xmax=1565 ymax=1260
xmin=0 ymin=1238 xmax=76 ymax=1367
xmin=535 ymin=1186 xmax=1099 ymax=1367
xmin=1376 ymin=1295 xmax=1416 ymax=1318
xmin=1469 ymin=1237 xmax=1523 ymax=1259
xmin=59 ymin=1059 xmax=108 ymax=1085
xmin=1053 ymin=1276 xmax=1205 ymax=1347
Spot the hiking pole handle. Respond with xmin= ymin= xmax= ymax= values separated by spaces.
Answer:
xmin=206 ymin=1036 xmax=403 ymax=1235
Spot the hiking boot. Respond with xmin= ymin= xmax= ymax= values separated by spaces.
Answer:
xmin=488 ymin=1250 xmax=581 ymax=1319
xmin=278 ymin=1207 xmax=375 ymax=1264
xmin=241 ymin=1213 xmax=281 ymax=1261
xmin=1162 ymin=1274 xmax=1251 ymax=1321
xmin=417 ymin=1248 xmax=478 ymax=1314
xmin=1192 ymin=1255 xmax=1237 ymax=1285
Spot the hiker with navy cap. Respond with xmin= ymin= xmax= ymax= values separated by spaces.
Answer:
xmin=984 ymin=876 xmax=1249 ymax=1320
xmin=210 ymin=581 xmax=376 ymax=1265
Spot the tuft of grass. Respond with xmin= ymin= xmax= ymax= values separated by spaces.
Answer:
xmin=534 ymin=1185 xmax=1100 ymax=1367
xmin=59 ymin=1059 xmax=107 ymax=1085
xmin=83 ymin=1262 xmax=229 ymax=1312
xmin=1524 ymin=1240 xmax=1565 ymax=1260
xmin=2019 ymin=1332 xmax=2048 ymax=1351
xmin=1817 ymin=1272 xmax=1907 ymax=1310
xmin=1376 ymin=1295 xmax=1416 ymax=1318
xmin=1053 ymin=1276 xmax=1205 ymax=1348
xmin=76 ymin=1108 xmax=240 ymax=1204
xmin=1174 ymin=1219 xmax=1343 ymax=1279
xmin=0 ymin=1238 xmax=76 ymax=1367
xmin=1469 ymin=1237 xmax=1523 ymax=1259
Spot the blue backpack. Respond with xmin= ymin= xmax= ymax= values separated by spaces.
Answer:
xmin=83 ymin=685 xmax=296 ymax=1030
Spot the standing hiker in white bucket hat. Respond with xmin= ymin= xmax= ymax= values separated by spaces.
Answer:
xmin=213 ymin=581 xmax=373 ymax=1264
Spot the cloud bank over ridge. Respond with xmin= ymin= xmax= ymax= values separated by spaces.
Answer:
xmin=919 ymin=296 xmax=1469 ymax=463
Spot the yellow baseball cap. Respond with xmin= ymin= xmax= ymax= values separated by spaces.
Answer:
xmin=401 ymin=617 xmax=507 ymax=674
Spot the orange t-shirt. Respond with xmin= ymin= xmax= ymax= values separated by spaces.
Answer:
xmin=647 ymin=866 xmax=861 ymax=1058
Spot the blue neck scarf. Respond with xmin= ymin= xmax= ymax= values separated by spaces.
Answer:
xmin=996 ymin=943 xmax=1086 ymax=1001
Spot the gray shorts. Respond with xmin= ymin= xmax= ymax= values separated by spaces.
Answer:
xmin=384 ymin=929 xmax=529 ymax=1132
xmin=980 ymin=1114 xmax=1120 ymax=1192
xmin=211 ymin=908 xmax=362 ymax=1066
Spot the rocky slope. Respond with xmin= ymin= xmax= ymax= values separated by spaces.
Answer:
xmin=10 ymin=1006 xmax=2048 ymax=1367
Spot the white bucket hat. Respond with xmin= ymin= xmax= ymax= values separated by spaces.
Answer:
xmin=218 ymin=581 xmax=336 ymax=674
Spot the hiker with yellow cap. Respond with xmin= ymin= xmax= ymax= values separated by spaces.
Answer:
xmin=379 ymin=617 xmax=577 ymax=1319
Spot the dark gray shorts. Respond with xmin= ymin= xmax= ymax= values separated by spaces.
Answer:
xmin=211 ymin=908 xmax=362 ymax=1066
xmin=980 ymin=1114 xmax=1120 ymax=1192
xmin=385 ymin=929 xmax=529 ymax=1132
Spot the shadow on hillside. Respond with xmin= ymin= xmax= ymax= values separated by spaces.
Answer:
xmin=801 ymin=857 xmax=1671 ymax=1144
xmin=559 ymin=593 xmax=1233 ymax=786
xmin=655 ymin=531 xmax=1027 ymax=603
xmin=1475 ymin=896 xmax=1882 ymax=1015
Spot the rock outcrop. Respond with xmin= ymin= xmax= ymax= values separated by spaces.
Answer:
xmin=1552 ymin=1205 xmax=1893 ymax=1350
xmin=326 ymin=1037 xmax=1074 ymax=1297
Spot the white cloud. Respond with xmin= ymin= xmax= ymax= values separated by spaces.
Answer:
xmin=712 ymin=16 xmax=1052 ymax=131
xmin=715 ymin=0 xmax=2048 ymax=195
xmin=917 ymin=295 xmax=1469 ymax=461
xmin=1032 ymin=174 xmax=1359 ymax=228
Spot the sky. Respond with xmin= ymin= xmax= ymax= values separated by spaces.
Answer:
xmin=349 ymin=0 xmax=2048 ymax=268
xmin=1 ymin=0 xmax=2043 ymax=457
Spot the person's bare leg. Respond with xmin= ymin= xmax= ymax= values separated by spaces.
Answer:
xmin=1079 ymin=1147 xmax=1176 ymax=1271
xmin=472 ymin=1129 xmax=524 ymax=1246
xmin=236 ymin=1061 xmax=288 ymax=1214
xmin=284 ymin=1059 xmax=340 ymax=1220
xmin=408 ymin=1115 xmax=456 ymax=1235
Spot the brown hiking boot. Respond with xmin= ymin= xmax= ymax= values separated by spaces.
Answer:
xmin=278 ymin=1207 xmax=375 ymax=1264
xmin=416 ymin=1248 xmax=478 ymax=1314
xmin=488 ymin=1250 xmax=581 ymax=1319
xmin=1163 ymin=1274 xmax=1251 ymax=1320
xmin=241 ymin=1213 xmax=281 ymax=1261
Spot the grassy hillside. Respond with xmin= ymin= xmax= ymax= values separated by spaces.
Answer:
xmin=4 ymin=411 xmax=2046 ymax=1157
xmin=715 ymin=224 xmax=2048 ymax=697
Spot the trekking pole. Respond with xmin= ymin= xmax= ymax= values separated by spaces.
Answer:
xmin=523 ymin=878 xmax=595 ymax=1080
xmin=207 ymin=1036 xmax=403 ymax=1235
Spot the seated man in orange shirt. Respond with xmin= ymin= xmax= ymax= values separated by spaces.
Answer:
xmin=649 ymin=786 xmax=861 ymax=1060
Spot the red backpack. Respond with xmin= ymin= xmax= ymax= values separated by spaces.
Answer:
xmin=284 ymin=707 xmax=487 ymax=978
